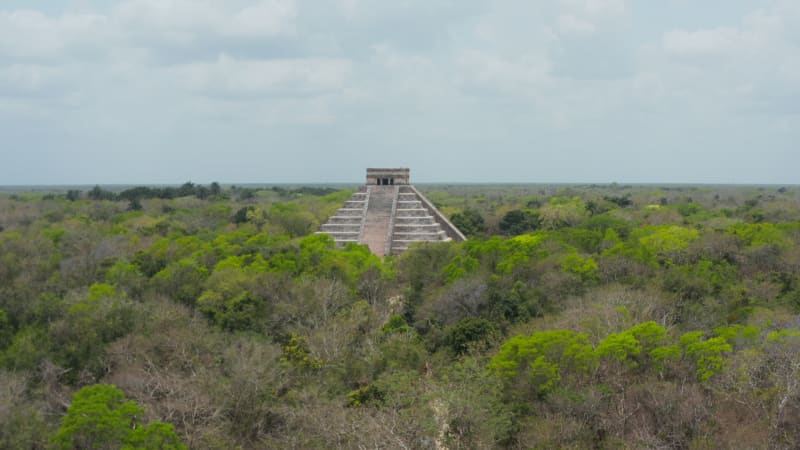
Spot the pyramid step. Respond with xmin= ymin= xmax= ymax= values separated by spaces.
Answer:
xmin=327 ymin=216 xmax=363 ymax=224
xmin=392 ymin=238 xmax=451 ymax=246
xmin=394 ymin=215 xmax=434 ymax=221
xmin=320 ymin=224 xmax=362 ymax=232
xmin=397 ymin=201 xmax=422 ymax=208
xmin=316 ymin=231 xmax=360 ymax=239
xmin=391 ymin=238 xmax=452 ymax=253
xmin=394 ymin=217 xmax=437 ymax=226
xmin=394 ymin=224 xmax=443 ymax=233
xmin=336 ymin=208 xmax=365 ymax=217
xmin=360 ymin=185 xmax=399 ymax=257
xmin=395 ymin=208 xmax=429 ymax=217
xmin=392 ymin=231 xmax=448 ymax=241
xmin=317 ymin=173 xmax=466 ymax=257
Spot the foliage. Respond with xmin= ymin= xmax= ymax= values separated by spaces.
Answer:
xmin=637 ymin=225 xmax=700 ymax=262
xmin=559 ymin=251 xmax=599 ymax=283
xmin=729 ymin=222 xmax=786 ymax=247
xmin=450 ymin=207 xmax=487 ymax=237
xmin=680 ymin=332 xmax=732 ymax=381
xmin=381 ymin=314 xmax=413 ymax=336
xmin=53 ymin=384 xmax=186 ymax=450
xmin=153 ymin=258 xmax=209 ymax=305
xmin=539 ymin=197 xmax=588 ymax=230
xmin=489 ymin=330 xmax=595 ymax=395
xmin=499 ymin=209 xmax=541 ymax=235
xmin=0 ymin=309 xmax=10 ymax=350
xmin=596 ymin=331 xmax=642 ymax=365
xmin=443 ymin=318 xmax=498 ymax=354
xmin=117 ymin=182 xmax=226 ymax=201
xmin=50 ymin=284 xmax=137 ymax=378
xmin=280 ymin=333 xmax=323 ymax=370
xmin=1 ymin=183 xmax=800 ymax=448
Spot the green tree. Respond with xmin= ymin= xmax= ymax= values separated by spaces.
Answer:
xmin=270 ymin=203 xmax=316 ymax=237
xmin=153 ymin=258 xmax=209 ymax=306
xmin=443 ymin=318 xmax=498 ymax=355
xmin=637 ymin=225 xmax=700 ymax=263
xmin=596 ymin=331 xmax=642 ymax=366
xmin=2 ymin=326 xmax=50 ymax=371
xmin=540 ymin=197 xmax=588 ymax=230
xmin=49 ymin=284 xmax=136 ymax=378
xmin=499 ymin=209 xmax=541 ymax=236
xmin=197 ymin=266 xmax=273 ymax=332
xmin=127 ymin=198 xmax=143 ymax=212
xmin=451 ymin=208 xmax=487 ymax=237
xmin=177 ymin=181 xmax=196 ymax=197
xmin=559 ymin=251 xmax=599 ymax=283
xmin=729 ymin=223 xmax=786 ymax=248
xmin=597 ymin=322 xmax=668 ymax=369
xmin=680 ymin=332 xmax=732 ymax=381
xmin=280 ymin=333 xmax=323 ymax=370
xmin=209 ymin=181 xmax=222 ymax=197
xmin=0 ymin=309 xmax=10 ymax=350
xmin=489 ymin=330 xmax=595 ymax=396
xmin=582 ymin=214 xmax=633 ymax=239
xmin=88 ymin=185 xmax=115 ymax=201
xmin=53 ymin=384 xmax=186 ymax=450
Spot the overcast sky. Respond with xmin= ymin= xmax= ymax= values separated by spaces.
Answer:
xmin=1 ymin=0 xmax=798 ymax=185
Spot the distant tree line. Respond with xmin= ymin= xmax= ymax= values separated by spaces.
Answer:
xmin=61 ymin=183 xmax=343 ymax=213
xmin=82 ymin=182 xmax=224 ymax=202
xmin=61 ymin=184 xmax=340 ymax=204
xmin=214 ymin=185 xmax=339 ymax=201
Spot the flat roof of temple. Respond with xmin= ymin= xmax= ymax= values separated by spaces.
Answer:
xmin=366 ymin=168 xmax=410 ymax=173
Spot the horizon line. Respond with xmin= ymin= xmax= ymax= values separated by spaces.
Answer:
xmin=1 ymin=181 xmax=798 ymax=189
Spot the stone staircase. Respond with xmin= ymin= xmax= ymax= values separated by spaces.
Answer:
xmin=317 ymin=183 xmax=466 ymax=256
xmin=390 ymin=186 xmax=451 ymax=254
xmin=316 ymin=187 xmax=368 ymax=246
xmin=361 ymin=185 xmax=397 ymax=256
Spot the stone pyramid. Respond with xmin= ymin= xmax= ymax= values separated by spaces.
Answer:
xmin=316 ymin=168 xmax=467 ymax=256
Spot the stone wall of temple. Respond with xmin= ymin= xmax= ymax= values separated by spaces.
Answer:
xmin=366 ymin=168 xmax=410 ymax=185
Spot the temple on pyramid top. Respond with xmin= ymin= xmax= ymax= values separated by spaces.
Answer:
xmin=316 ymin=168 xmax=467 ymax=256
xmin=366 ymin=168 xmax=409 ymax=185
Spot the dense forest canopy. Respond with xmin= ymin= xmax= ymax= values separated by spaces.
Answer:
xmin=1 ymin=182 xmax=800 ymax=448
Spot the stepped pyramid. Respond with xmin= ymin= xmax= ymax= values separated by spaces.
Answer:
xmin=316 ymin=168 xmax=467 ymax=256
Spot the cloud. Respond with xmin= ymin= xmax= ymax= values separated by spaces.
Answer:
xmin=662 ymin=27 xmax=761 ymax=57
xmin=172 ymin=54 xmax=351 ymax=98
xmin=558 ymin=14 xmax=596 ymax=35
xmin=0 ymin=0 xmax=797 ymax=184
xmin=0 ymin=10 xmax=111 ymax=61
xmin=0 ymin=64 xmax=69 ymax=97
xmin=559 ymin=0 xmax=626 ymax=19
xmin=456 ymin=49 xmax=552 ymax=96
xmin=114 ymin=0 xmax=296 ymax=38
xmin=652 ymin=4 xmax=800 ymax=119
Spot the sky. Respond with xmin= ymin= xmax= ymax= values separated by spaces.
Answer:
xmin=0 ymin=0 xmax=798 ymax=185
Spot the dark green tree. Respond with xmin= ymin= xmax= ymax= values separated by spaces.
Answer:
xmin=209 ymin=181 xmax=222 ymax=197
xmin=88 ymin=185 xmax=115 ymax=201
xmin=499 ymin=209 xmax=541 ymax=235
xmin=177 ymin=182 xmax=195 ymax=197
xmin=443 ymin=318 xmax=498 ymax=354
xmin=127 ymin=198 xmax=143 ymax=211
xmin=66 ymin=190 xmax=81 ymax=201
xmin=451 ymin=208 xmax=487 ymax=237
